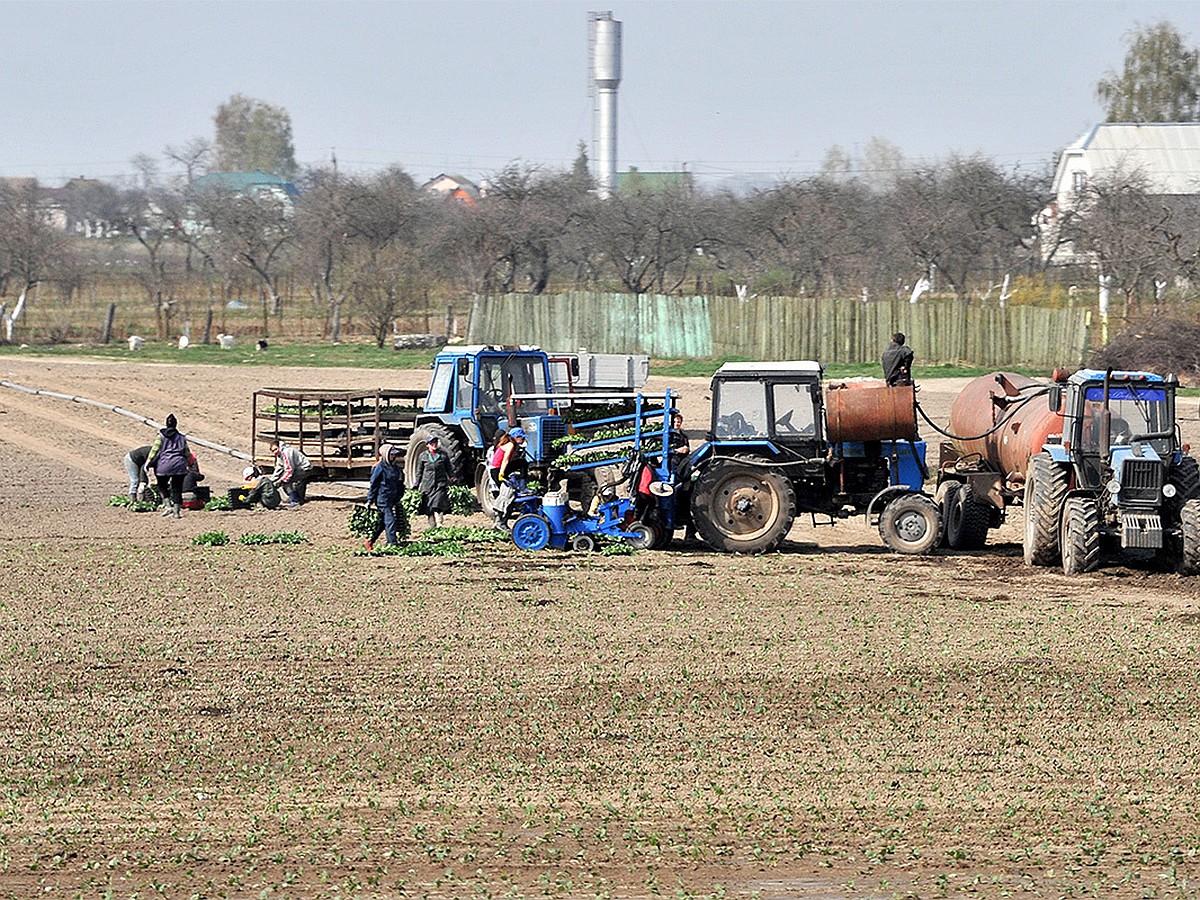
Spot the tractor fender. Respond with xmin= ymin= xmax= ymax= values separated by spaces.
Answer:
xmin=1044 ymin=444 xmax=1071 ymax=465
xmin=866 ymin=486 xmax=930 ymax=524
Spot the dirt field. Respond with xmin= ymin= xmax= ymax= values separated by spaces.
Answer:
xmin=2 ymin=356 xmax=1200 ymax=899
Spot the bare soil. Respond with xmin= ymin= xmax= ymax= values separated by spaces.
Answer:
xmin=2 ymin=356 xmax=1200 ymax=899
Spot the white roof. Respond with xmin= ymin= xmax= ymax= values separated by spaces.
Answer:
xmin=1055 ymin=123 xmax=1200 ymax=195
xmin=715 ymin=361 xmax=822 ymax=377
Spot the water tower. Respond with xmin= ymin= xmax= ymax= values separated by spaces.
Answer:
xmin=589 ymin=11 xmax=622 ymax=199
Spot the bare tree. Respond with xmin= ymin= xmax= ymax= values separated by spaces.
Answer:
xmin=185 ymin=183 xmax=295 ymax=320
xmin=0 ymin=180 xmax=65 ymax=342
xmin=1060 ymin=170 xmax=1171 ymax=313
xmin=165 ymin=137 xmax=213 ymax=186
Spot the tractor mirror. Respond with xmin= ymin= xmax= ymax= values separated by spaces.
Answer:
xmin=1047 ymin=385 xmax=1062 ymax=413
xmin=457 ymin=358 xmax=469 ymax=377
xmin=571 ymin=358 xmax=580 ymax=377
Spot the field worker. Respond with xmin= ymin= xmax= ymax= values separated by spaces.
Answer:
xmin=491 ymin=428 xmax=528 ymax=529
xmin=882 ymin=332 xmax=915 ymax=387
xmin=269 ymin=439 xmax=314 ymax=509
xmin=364 ymin=443 xmax=405 ymax=550
xmin=122 ymin=444 xmax=152 ymax=503
xmin=414 ymin=433 xmax=452 ymax=529
xmin=146 ymin=414 xmax=191 ymax=519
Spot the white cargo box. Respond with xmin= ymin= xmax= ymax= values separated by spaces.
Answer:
xmin=549 ymin=351 xmax=650 ymax=392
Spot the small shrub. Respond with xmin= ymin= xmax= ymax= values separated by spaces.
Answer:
xmin=193 ymin=531 xmax=229 ymax=547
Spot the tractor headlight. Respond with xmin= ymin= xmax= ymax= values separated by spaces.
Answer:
xmin=1107 ymin=478 xmax=1121 ymax=495
xmin=1164 ymin=483 xmax=1178 ymax=498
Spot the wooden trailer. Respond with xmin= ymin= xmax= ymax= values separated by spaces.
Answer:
xmin=251 ymin=388 xmax=425 ymax=480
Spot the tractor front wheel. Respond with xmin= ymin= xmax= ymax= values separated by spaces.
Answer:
xmin=1060 ymin=496 xmax=1101 ymax=575
xmin=1024 ymin=454 xmax=1068 ymax=566
xmin=878 ymin=494 xmax=941 ymax=554
xmin=1179 ymin=499 xmax=1200 ymax=575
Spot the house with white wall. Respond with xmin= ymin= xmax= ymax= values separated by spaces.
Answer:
xmin=1039 ymin=123 xmax=1200 ymax=262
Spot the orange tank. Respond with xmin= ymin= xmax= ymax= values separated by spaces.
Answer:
xmin=948 ymin=372 xmax=1064 ymax=480
xmin=824 ymin=380 xmax=918 ymax=443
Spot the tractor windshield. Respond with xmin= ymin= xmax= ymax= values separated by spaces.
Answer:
xmin=478 ymin=355 xmax=552 ymax=414
xmin=1079 ymin=384 xmax=1173 ymax=455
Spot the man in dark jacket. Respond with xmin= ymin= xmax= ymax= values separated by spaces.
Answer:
xmin=882 ymin=333 xmax=915 ymax=386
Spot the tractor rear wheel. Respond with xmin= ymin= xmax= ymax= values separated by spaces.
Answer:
xmin=691 ymin=460 xmax=795 ymax=553
xmin=1179 ymin=499 xmax=1200 ymax=575
xmin=878 ymin=494 xmax=941 ymax=554
xmin=1060 ymin=496 xmax=1100 ymax=575
xmin=475 ymin=462 xmax=496 ymax=519
xmin=944 ymin=483 xmax=991 ymax=550
xmin=1023 ymin=454 xmax=1068 ymax=566
xmin=406 ymin=423 xmax=466 ymax=488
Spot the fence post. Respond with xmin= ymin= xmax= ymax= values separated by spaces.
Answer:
xmin=203 ymin=308 xmax=214 ymax=345
xmin=101 ymin=303 xmax=116 ymax=344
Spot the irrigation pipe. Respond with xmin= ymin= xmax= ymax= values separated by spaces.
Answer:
xmin=0 ymin=379 xmax=253 ymax=461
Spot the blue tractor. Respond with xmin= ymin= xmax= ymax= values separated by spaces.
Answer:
xmin=403 ymin=346 xmax=568 ymax=511
xmin=682 ymin=362 xmax=936 ymax=554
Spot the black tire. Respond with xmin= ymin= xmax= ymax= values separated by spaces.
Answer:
xmin=1023 ymin=453 xmax=1068 ymax=566
xmin=944 ymin=483 xmax=991 ymax=551
xmin=570 ymin=533 xmax=597 ymax=553
xmin=625 ymin=521 xmax=658 ymax=551
xmin=1060 ymin=496 xmax=1101 ymax=575
xmin=878 ymin=494 xmax=941 ymax=554
xmin=650 ymin=520 xmax=673 ymax=549
xmin=691 ymin=460 xmax=795 ymax=553
xmin=406 ymin=423 xmax=466 ymax=488
xmin=1158 ymin=456 xmax=1200 ymax=565
xmin=475 ymin=462 xmax=496 ymax=519
xmin=1180 ymin=499 xmax=1200 ymax=575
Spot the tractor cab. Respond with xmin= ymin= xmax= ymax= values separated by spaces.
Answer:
xmin=424 ymin=346 xmax=562 ymax=456
xmin=708 ymin=361 xmax=824 ymax=452
xmin=1057 ymin=369 xmax=1178 ymax=495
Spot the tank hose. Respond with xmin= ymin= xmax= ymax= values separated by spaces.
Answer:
xmin=913 ymin=387 xmax=1049 ymax=443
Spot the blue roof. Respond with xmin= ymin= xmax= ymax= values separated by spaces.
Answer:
xmin=190 ymin=172 xmax=299 ymax=197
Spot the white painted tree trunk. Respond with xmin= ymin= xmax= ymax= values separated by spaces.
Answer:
xmin=3 ymin=287 xmax=28 ymax=342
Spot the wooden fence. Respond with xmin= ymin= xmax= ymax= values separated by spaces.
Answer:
xmin=468 ymin=292 xmax=1093 ymax=369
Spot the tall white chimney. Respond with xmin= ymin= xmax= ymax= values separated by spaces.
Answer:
xmin=589 ymin=11 xmax=622 ymax=199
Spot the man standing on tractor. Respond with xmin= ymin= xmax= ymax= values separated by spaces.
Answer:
xmin=882 ymin=332 xmax=915 ymax=387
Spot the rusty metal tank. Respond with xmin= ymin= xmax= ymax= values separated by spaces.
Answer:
xmin=949 ymin=372 xmax=1064 ymax=480
xmin=824 ymin=379 xmax=918 ymax=443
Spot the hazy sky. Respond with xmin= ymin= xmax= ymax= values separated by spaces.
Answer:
xmin=5 ymin=0 xmax=1199 ymax=188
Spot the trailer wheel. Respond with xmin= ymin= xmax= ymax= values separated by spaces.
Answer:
xmin=406 ymin=423 xmax=466 ymax=488
xmin=1060 ymin=496 xmax=1100 ymax=575
xmin=1179 ymin=499 xmax=1200 ymax=575
xmin=878 ymin=494 xmax=940 ymax=554
xmin=1023 ymin=453 xmax=1068 ymax=566
xmin=691 ymin=461 xmax=795 ymax=553
xmin=512 ymin=514 xmax=552 ymax=551
xmin=944 ymin=483 xmax=990 ymax=550
xmin=624 ymin=522 xmax=659 ymax=551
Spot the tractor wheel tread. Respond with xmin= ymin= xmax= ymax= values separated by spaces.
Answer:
xmin=1024 ymin=453 xmax=1068 ymax=566
xmin=1060 ymin=496 xmax=1101 ymax=575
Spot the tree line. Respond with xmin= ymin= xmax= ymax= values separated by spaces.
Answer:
xmin=3 ymin=20 xmax=1200 ymax=346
